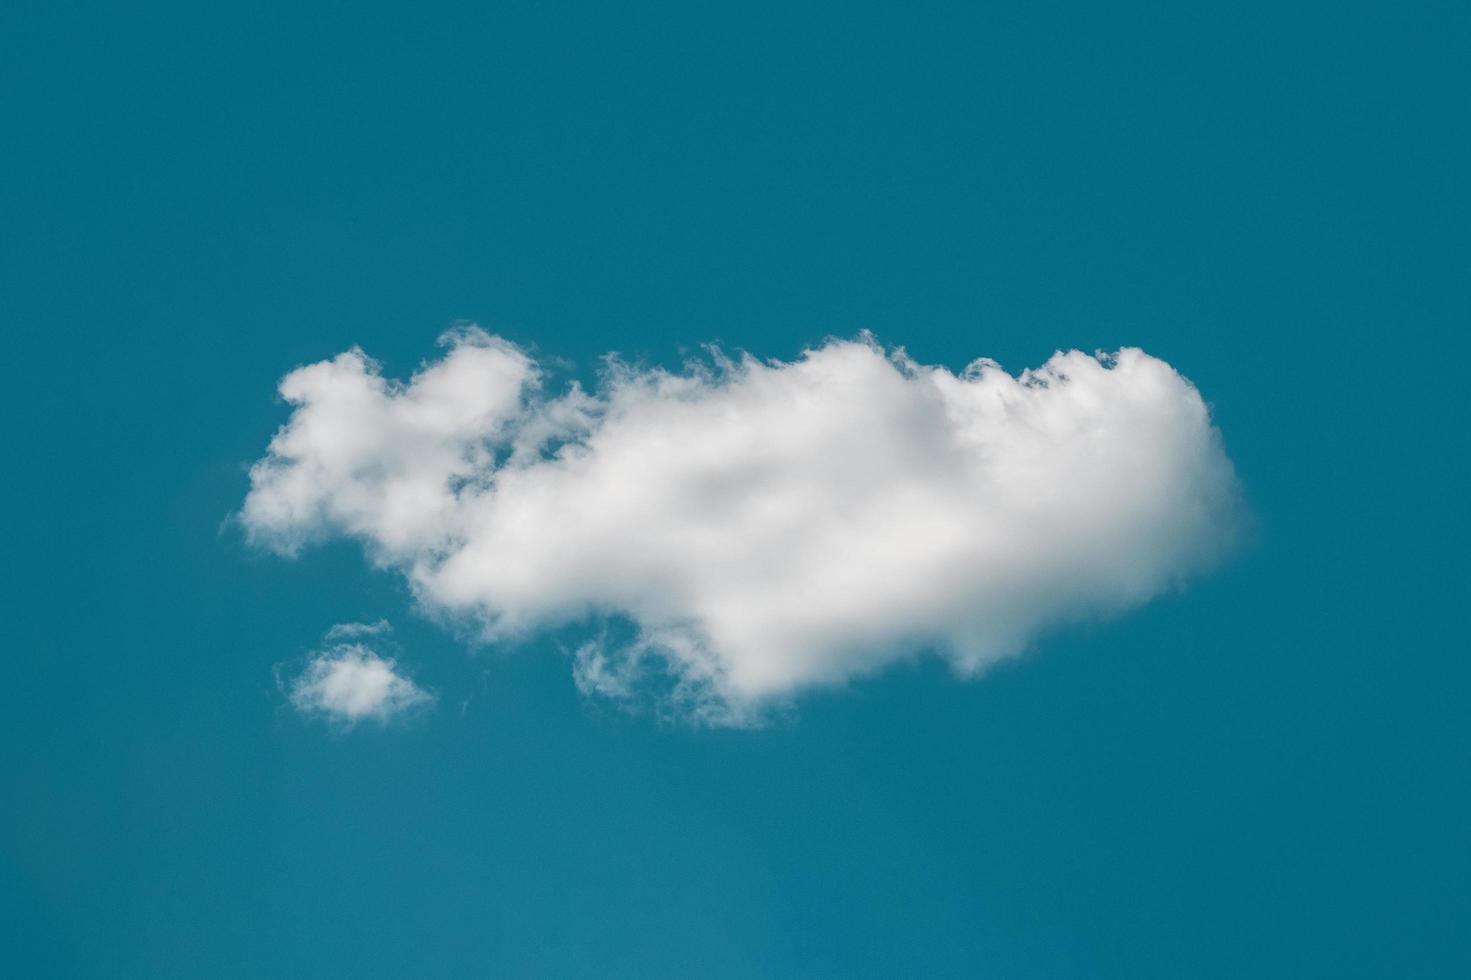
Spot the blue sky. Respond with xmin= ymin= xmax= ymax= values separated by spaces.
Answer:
xmin=3 ymin=2 xmax=1468 ymax=977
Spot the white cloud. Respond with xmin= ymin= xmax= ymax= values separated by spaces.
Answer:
xmin=288 ymin=633 xmax=432 ymax=725
xmin=246 ymin=328 xmax=1241 ymax=724
xmin=323 ymin=619 xmax=393 ymax=641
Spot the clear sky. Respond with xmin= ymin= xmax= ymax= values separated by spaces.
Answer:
xmin=3 ymin=2 xmax=1468 ymax=977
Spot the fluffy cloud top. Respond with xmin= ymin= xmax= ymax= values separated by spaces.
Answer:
xmin=289 ymin=632 xmax=432 ymax=725
xmin=246 ymin=329 xmax=1240 ymax=723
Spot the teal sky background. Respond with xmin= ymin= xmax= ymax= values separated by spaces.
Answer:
xmin=3 ymin=2 xmax=1468 ymax=977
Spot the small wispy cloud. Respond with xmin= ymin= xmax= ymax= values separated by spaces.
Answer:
xmin=287 ymin=625 xmax=432 ymax=726
xmin=324 ymin=619 xmax=393 ymax=641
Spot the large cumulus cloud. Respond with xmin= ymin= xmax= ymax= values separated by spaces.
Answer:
xmin=242 ymin=328 xmax=1241 ymax=723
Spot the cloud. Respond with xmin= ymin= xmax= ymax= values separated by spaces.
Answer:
xmin=288 ymin=629 xmax=432 ymax=726
xmin=245 ymin=328 xmax=1241 ymax=724
xmin=323 ymin=619 xmax=393 ymax=641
